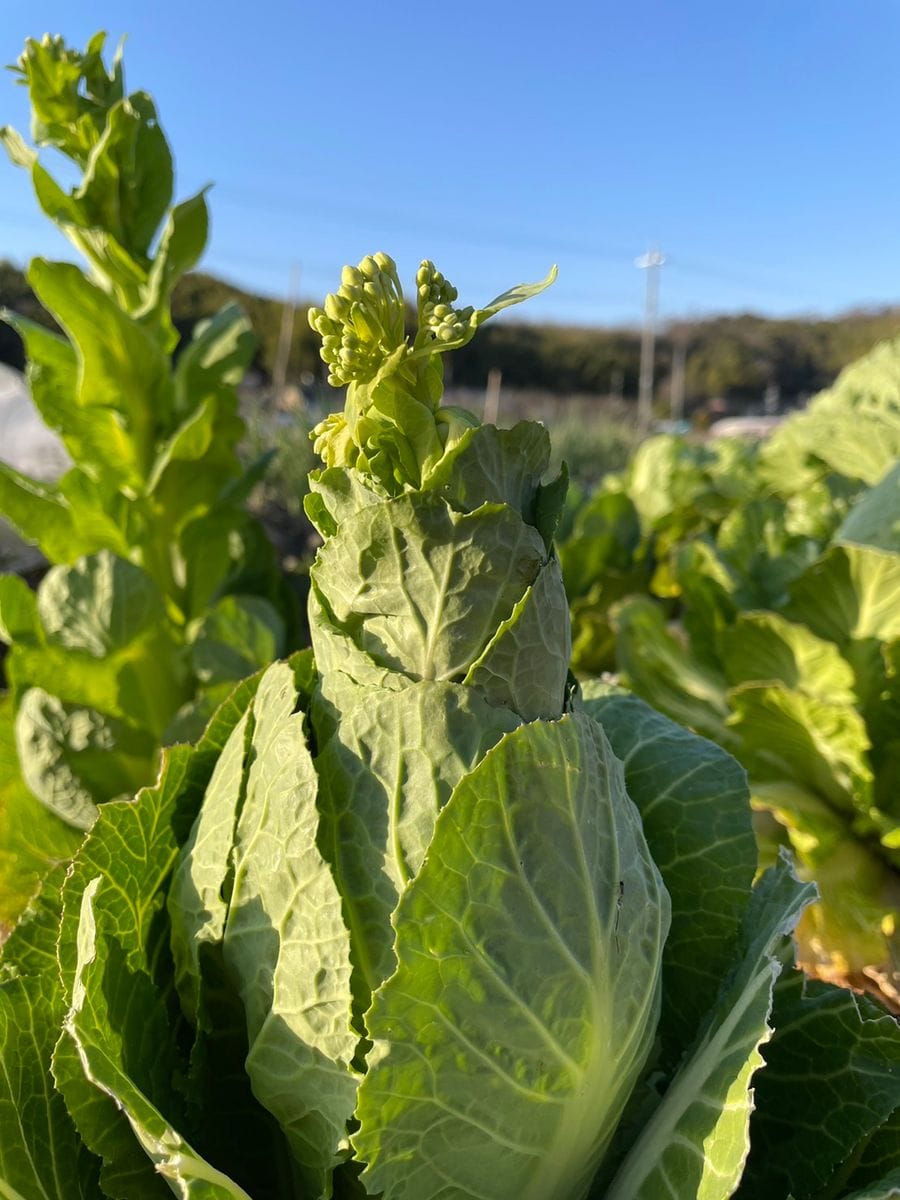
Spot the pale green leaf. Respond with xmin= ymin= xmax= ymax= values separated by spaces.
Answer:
xmin=581 ymin=685 xmax=756 ymax=1064
xmin=837 ymin=462 xmax=900 ymax=553
xmin=316 ymin=678 xmax=520 ymax=1014
xmin=222 ymin=662 xmax=357 ymax=1192
xmin=604 ymin=860 xmax=815 ymax=1200
xmin=0 ymin=971 xmax=100 ymax=1199
xmin=355 ymin=713 xmax=669 ymax=1200
xmin=719 ymin=611 xmax=858 ymax=705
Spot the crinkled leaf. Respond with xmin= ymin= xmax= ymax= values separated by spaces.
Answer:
xmin=464 ymin=558 xmax=571 ymax=720
xmin=222 ymin=662 xmax=357 ymax=1192
xmin=312 ymin=493 xmax=547 ymax=682
xmin=36 ymin=552 xmax=166 ymax=658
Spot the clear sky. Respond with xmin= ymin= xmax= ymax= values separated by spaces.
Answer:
xmin=2 ymin=0 xmax=899 ymax=327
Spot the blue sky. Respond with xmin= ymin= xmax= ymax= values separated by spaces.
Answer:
xmin=2 ymin=0 xmax=899 ymax=326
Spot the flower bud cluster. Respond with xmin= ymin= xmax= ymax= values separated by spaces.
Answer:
xmin=307 ymin=252 xmax=405 ymax=386
xmin=416 ymin=260 xmax=475 ymax=345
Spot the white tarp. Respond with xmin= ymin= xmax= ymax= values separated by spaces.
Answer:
xmin=0 ymin=362 xmax=68 ymax=570
xmin=0 ymin=362 xmax=69 ymax=480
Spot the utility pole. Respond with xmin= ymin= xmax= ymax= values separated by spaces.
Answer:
xmin=272 ymin=262 xmax=301 ymax=410
xmin=670 ymin=331 xmax=687 ymax=423
xmin=635 ymin=247 xmax=665 ymax=432
xmin=484 ymin=368 xmax=502 ymax=425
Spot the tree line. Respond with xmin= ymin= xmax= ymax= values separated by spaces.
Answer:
xmin=2 ymin=260 xmax=898 ymax=410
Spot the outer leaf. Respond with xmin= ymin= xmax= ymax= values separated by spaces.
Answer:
xmin=0 ymin=463 xmax=77 ymax=563
xmin=0 ymin=961 xmax=100 ymax=1199
xmin=0 ymin=573 xmax=39 ymax=644
xmin=355 ymin=713 xmax=669 ymax=1200
xmin=53 ymin=670 xmax=267 ymax=1198
xmin=222 ymin=662 xmax=357 ymax=1193
xmin=837 ymin=462 xmax=900 ymax=553
xmin=16 ymin=688 xmax=156 ymax=829
xmin=719 ymin=611 xmax=857 ymax=705
xmin=0 ymin=694 xmax=81 ymax=938
xmin=190 ymin=594 xmax=285 ymax=686
xmin=604 ymin=860 xmax=816 ymax=1200
xmin=168 ymin=710 xmax=252 ymax=1024
xmin=727 ymin=683 xmax=872 ymax=816
xmin=36 ymin=552 xmax=166 ymax=658
xmin=785 ymin=544 xmax=900 ymax=646
xmin=316 ymin=679 xmax=520 ymax=1011
xmin=613 ymin=595 xmax=732 ymax=744
xmin=736 ymin=970 xmax=900 ymax=1200
xmin=62 ymin=879 xmax=254 ymax=1199
xmin=581 ymin=685 xmax=756 ymax=1063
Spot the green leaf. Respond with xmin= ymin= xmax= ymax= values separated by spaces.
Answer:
xmin=0 ymin=693 xmax=82 ymax=938
xmin=312 ymin=493 xmax=548 ymax=682
xmin=727 ymin=683 xmax=872 ymax=816
xmin=719 ymin=611 xmax=858 ymax=705
xmin=0 ymin=124 xmax=37 ymax=167
xmin=173 ymin=303 xmax=257 ymax=417
xmin=422 ymin=421 xmax=551 ymax=521
xmin=736 ymin=971 xmax=900 ymax=1200
xmin=613 ymin=596 xmax=732 ymax=744
xmin=0 ymin=972 xmax=101 ymax=1199
xmin=463 ymin=558 xmax=571 ymax=720
xmin=748 ymin=780 xmax=899 ymax=998
xmin=36 ymin=552 xmax=166 ymax=658
xmin=168 ymin=710 xmax=253 ymax=1025
xmin=0 ymin=463 xmax=77 ymax=564
xmin=316 ymin=678 xmax=520 ymax=1014
xmin=474 ymin=264 xmax=558 ymax=325
xmin=190 ymin=595 xmax=285 ymax=686
xmin=15 ymin=688 xmax=156 ymax=829
xmin=841 ymin=1173 xmax=900 ymax=1200
xmin=28 ymin=258 xmax=171 ymax=481
xmin=221 ymin=663 xmax=357 ymax=1192
xmin=141 ymin=189 xmax=209 ymax=332
xmin=786 ymin=544 xmax=900 ymax=646
xmin=837 ymin=462 xmax=900 ymax=553
xmin=53 ymin=673 xmax=266 ymax=1198
xmin=581 ymin=685 xmax=757 ymax=1064
xmin=0 ymin=574 xmax=38 ymax=644
xmin=354 ymin=712 xmax=669 ymax=1200
xmin=62 ymin=878 xmax=255 ymax=1199
xmin=604 ymin=860 xmax=815 ymax=1200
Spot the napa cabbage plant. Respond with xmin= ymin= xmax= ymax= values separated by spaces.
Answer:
xmin=0 ymin=34 xmax=294 ymax=931
xmin=2 ymin=250 xmax=899 ymax=1200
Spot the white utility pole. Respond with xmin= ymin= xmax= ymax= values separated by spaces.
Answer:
xmin=670 ymin=333 xmax=687 ymax=423
xmin=635 ymin=247 xmax=665 ymax=431
xmin=484 ymin=368 xmax=502 ymax=425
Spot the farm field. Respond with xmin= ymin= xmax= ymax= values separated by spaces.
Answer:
xmin=1 ymin=31 xmax=899 ymax=1200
